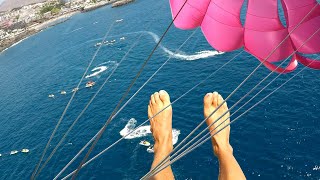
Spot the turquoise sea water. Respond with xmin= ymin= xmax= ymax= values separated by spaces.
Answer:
xmin=0 ymin=0 xmax=320 ymax=179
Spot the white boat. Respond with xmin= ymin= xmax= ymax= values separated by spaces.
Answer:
xmin=94 ymin=42 xmax=102 ymax=47
xmin=120 ymin=119 xmax=180 ymax=144
xmin=120 ymin=37 xmax=125 ymax=40
xmin=0 ymin=154 xmax=2 ymax=157
xmin=72 ymin=87 xmax=79 ymax=92
xmin=60 ymin=91 xmax=67 ymax=95
xmin=115 ymin=19 xmax=123 ymax=22
xmin=147 ymin=145 xmax=154 ymax=153
xmin=111 ymin=40 xmax=116 ymax=43
xmin=10 ymin=150 xmax=19 ymax=155
xmin=85 ymin=81 xmax=96 ymax=88
xmin=21 ymin=149 xmax=29 ymax=153
xmin=103 ymin=40 xmax=109 ymax=44
xmin=48 ymin=94 xmax=55 ymax=98
xmin=139 ymin=140 xmax=151 ymax=147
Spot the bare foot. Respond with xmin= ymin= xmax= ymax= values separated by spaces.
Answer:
xmin=148 ymin=90 xmax=173 ymax=152
xmin=203 ymin=92 xmax=232 ymax=156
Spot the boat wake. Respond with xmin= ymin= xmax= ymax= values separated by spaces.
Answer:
xmin=120 ymin=118 xmax=180 ymax=145
xmin=85 ymin=61 xmax=118 ymax=78
xmin=85 ymin=66 xmax=108 ymax=78
xmin=144 ymin=31 xmax=224 ymax=61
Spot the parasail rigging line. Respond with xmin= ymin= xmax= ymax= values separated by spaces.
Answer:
xmin=144 ymin=26 xmax=320 ymax=179
xmin=57 ymin=46 xmax=242 ymax=180
xmin=149 ymin=53 xmax=320 ymax=178
xmin=36 ymin=2 xmax=171 ymax=179
xmin=31 ymin=20 xmax=116 ymax=180
xmin=55 ymin=25 xmax=197 ymax=180
xmin=142 ymin=3 xmax=319 ymax=178
xmin=33 ymin=15 xmax=156 ymax=179
xmin=66 ymin=1 xmax=190 ymax=179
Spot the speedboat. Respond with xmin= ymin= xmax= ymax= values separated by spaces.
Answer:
xmin=139 ymin=140 xmax=151 ymax=147
xmin=10 ymin=150 xmax=19 ymax=155
xmin=72 ymin=87 xmax=79 ymax=92
xmin=60 ymin=91 xmax=67 ymax=95
xmin=85 ymin=81 xmax=96 ymax=88
xmin=147 ymin=145 xmax=154 ymax=153
xmin=111 ymin=40 xmax=116 ymax=43
xmin=0 ymin=154 xmax=2 ymax=157
xmin=21 ymin=149 xmax=29 ymax=153
xmin=120 ymin=37 xmax=125 ymax=40
xmin=103 ymin=40 xmax=109 ymax=44
xmin=48 ymin=94 xmax=55 ymax=98
xmin=115 ymin=19 xmax=123 ymax=22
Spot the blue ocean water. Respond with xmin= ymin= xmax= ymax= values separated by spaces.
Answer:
xmin=0 ymin=0 xmax=320 ymax=179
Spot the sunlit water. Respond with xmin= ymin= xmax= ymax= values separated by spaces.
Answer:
xmin=0 ymin=0 xmax=319 ymax=179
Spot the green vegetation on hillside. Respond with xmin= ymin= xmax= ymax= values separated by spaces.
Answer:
xmin=40 ymin=3 xmax=62 ymax=15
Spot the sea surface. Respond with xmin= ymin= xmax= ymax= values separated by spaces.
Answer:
xmin=0 ymin=0 xmax=319 ymax=179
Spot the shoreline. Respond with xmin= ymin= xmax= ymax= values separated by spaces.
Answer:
xmin=0 ymin=0 xmax=131 ymax=54
xmin=0 ymin=10 xmax=80 ymax=53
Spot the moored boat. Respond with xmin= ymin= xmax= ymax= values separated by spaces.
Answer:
xmin=60 ymin=91 xmax=67 ymax=95
xmin=10 ymin=150 xmax=19 ymax=155
xmin=21 ymin=149 xmax=30 ymax=153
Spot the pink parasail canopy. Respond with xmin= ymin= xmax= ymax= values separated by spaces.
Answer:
xmin=169 ymin=0 xmax=320 ymax=73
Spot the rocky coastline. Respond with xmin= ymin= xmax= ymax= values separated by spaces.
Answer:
xmin=0 ymin=29 xmax=37 ymax=52
xmin=112 ymin=0 xmax=135 ymax=8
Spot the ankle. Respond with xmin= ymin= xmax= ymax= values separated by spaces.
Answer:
xmin=154 ymin=134 xmax=173 ymax=154
xmin=212 ymin=138 xmax=233 ymax=157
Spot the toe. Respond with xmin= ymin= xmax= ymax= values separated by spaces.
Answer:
xmin=204 ymin=93 xmax=213 ymax=108
xmin=148 ymin=105 xmax=152 ymax=119
xmin=151 ymin=94 xmax=155 ymax=105
xmin=212 ymin=92 xmax=219 ymax=107
xmin=154 ymin=92 xmax=161 ymax=105
xmin=217 ymin=94 xmax=227 ymax=109
xmin=159 ymin=90 xmax=170 ymax=105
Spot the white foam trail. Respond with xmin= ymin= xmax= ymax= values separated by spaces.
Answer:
xmin=98 ymin=61 xmax=118 ymax=66
xmin=85 ymin=66 xmax=108 ymax=78
xmin=144 ymin=31 xmax=224 ymax=61
xmin=120 ymin=118 xmax=180 ymax=145
xmin=64 ymin=27 xmax=84 ymax=35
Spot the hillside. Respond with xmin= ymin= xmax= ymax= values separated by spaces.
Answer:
xmin=0 ymin=0 xmax=47 ymax=12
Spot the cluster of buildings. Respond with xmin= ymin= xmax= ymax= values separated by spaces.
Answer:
xmin=0 ymin=0 xmax=111 ymax=45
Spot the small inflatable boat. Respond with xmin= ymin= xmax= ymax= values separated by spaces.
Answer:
xmin=139 ymin=140 xmax=151 ymax=147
